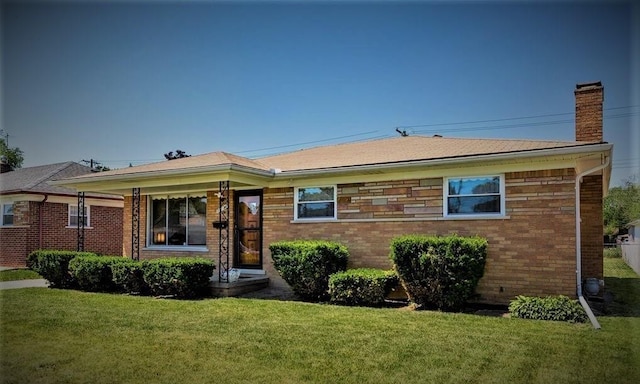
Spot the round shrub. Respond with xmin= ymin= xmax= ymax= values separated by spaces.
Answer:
xmin=27 ymin=250 xmax=98 ymax=289
xmin=329 ymin=268 xmax=398 ymax=307
xmin=270 ymin=240 xmax=349 ymax=302
xmin=111 ymin=259 xmax=148 ymax=295
xmin=390 ymin=234 xmax=487 ymax=311
xmin=509 ymin=295 xmax=588 ymax=323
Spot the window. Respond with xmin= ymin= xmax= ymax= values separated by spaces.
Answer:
xmin=2 ymin=204 xmax=14 ymax=226
xmin=69 ymin=205 xmax=90 ymax=227
xmin=150 ymin=194 xmax=207 ymax=246
xmin=295 ymin=186 xmax=336 ymax=220
xmin=444 ymin=176 xmax=504 ymax=216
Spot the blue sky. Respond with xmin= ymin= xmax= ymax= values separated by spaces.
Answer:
xmin=2 ymin=1 xmax=638 ymax=186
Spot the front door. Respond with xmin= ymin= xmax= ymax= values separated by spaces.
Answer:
xmin=234 ymin=190 xmax=263 ymax=269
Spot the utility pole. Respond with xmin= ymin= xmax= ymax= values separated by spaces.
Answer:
xmin=81 ymin=159 xmax=102 ymax=170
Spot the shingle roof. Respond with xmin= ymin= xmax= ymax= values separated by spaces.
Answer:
xmin=0 ymin=162 xmax=121 ymax=198
xmin=258 ymin=136 xmax=599 ymax=172
xmin=56 ymin=135 xmax=604 ymax=182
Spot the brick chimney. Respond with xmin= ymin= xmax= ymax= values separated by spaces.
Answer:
xmin=574 ymin=81 xmax=603 ymax=142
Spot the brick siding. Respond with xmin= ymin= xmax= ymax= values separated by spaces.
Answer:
xmin=0 ymin=200 xmax=123 ymax=267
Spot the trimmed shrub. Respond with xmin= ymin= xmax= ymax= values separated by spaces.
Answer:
xmin=27 ymin=250 xmax=98 ymax=288
xmin=390 ymin=234 xmax=487 ymax=311
xmin=270 ymin=240 xmax=349 ymax=302
xmin=111 ymin=259 xmax=148 ymax=295
xmin=142 ymin=258 xmax=215 ymax=298
xmin=509 ymin=295 xmax=588 ymax=323
xmin=329 ymin=268 xmax=398 ymax=307
xmin=68 ymin=255 xmax=131 ymax=292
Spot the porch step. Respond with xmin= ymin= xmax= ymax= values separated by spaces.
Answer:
xmin=210 ymin=275 xmax=269 ymax=297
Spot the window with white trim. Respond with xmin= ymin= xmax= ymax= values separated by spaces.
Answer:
xmin=2 ymin=203 xmax=14 ymax=226
xmin=295 ymin=186 xmax=337 ymax=220
xmin=149 ymin=194 xmax=207 ymax=246
xmin=444 ymin=175 xmax=505 ymax=216
xmin=69 ymin=205 xmax=90 ymax=227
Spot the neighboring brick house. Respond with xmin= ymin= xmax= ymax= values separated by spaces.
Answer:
xmin=54 ymin=82 xmax=612 ymax=304
xmin=0 ymin=162 xmax=124 ymax=267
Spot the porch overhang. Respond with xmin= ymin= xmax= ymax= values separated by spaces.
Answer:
xmin=50 ymin=164 xmax=275 ymax=196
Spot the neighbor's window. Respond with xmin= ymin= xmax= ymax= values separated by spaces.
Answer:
xmin=295 ymin=186 xmax=337 ymax=220
xmin=150 ymin=194 xmax=207 ymax=246
xmin=69 ymin=205 xmax=90 ymax=227
xmin=2 ymin=204 xmax=14 ymax=226
xmin=444 ymin=176 xmax=504 ymax=216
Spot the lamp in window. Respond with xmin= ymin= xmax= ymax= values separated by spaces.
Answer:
xmin=155 ymin=232 xmax=166 ymax=244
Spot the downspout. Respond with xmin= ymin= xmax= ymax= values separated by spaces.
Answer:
xmin=38 ymin=194 xmax=49 ymax=249
xmin=575 ymin=155 xmax=610 ymax=330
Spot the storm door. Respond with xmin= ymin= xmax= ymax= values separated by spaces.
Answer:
xmin=234 ymin=190 xmax=263 ymax=268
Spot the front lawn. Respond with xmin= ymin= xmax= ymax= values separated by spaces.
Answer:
xmin=0 ymin=261 xmax=638 ymax=384
xmin=0 ymin=269 xmax=42 ymax=282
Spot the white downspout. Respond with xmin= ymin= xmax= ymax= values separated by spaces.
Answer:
xmin=575 ymin=155 xmax=610 ymax=330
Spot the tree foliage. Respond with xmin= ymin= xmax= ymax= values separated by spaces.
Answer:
xmin=164 ymin=149 xmax=191 ymax=160
xmin=0 ymin=138 xmax=24 ymax=169
xmin=604 ymin=175 xmax=640 ymax=234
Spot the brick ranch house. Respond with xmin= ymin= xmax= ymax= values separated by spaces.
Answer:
xmin=0 ymin=162 xmax=124 ymax=267
xmin=53 ymin=82 xmax=611 ymax=304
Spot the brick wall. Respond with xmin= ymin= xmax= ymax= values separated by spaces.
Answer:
xmin=575 ymin=82 xmax=603 ymax=142
xmin=263 ymin=169 xmax=579 ymax=304
xmin=580 ymin=175 xmax=604 ymax=280
xmin=0 ymin=200 xmax=123 ymax=267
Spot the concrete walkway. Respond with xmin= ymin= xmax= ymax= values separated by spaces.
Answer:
xmin=0 ymin=279 xmax=49 ymax=290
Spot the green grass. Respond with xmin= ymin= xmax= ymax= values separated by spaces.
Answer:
xmin=1 ymin=262 xmax=639 ymax=384
xmin=0 ymin=269 xmax=42 ymax=282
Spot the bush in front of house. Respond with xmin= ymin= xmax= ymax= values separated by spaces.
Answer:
xmin=389 ymin=234 xmax=488 ymax=311
xmin=509 ymin=295 xmax=588 ymax=323
xmin=142 ymin=257 xmax=215 ymax=298
xmin=68 ymin=255 xmax=131 ymax=292
xmin=270 ymin=240 xmax=349 ymax=302
xmin=328 ymin=268 xmax=399 ymax=307
xmin=27 ymin=250 xmax=98 ymax=288
xmin=111 ymin=259 xmax=148 ymax=295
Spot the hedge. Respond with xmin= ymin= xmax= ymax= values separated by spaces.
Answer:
xmin=509 ymin=295 xmax=588 ymax=323
xmin=27 ymin=250 xmax=98 ymax=288
xmin=68 ymin=255 xmax=133 ymax=292
xmin=142 ymin=258 xmax=215 ymax=298
xmin=111 ymin=259 xmax=148 ymax=295
xmin=329 ymin=268 xmax=398 ymax=307
xmin=270 ymin=240 xmax=349 ymax=302
xmin=390 ymin=234 xmax=487 ymax=311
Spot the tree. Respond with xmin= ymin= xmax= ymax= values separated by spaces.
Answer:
xmin=604 ymin=175 xmax=640 ymax=235
xmin=0 ymin=138 xmax=24 ymax=169
xmin=164 ymin=149 xmax=191 ymax=160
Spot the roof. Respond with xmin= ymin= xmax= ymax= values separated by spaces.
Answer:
xmin=0 ymin=161 xmax=122 ymax=199
xmin=63 ymin=135 xmax=604 ymax=180
xmin=258 ymin=136 xmax=599 ymax=172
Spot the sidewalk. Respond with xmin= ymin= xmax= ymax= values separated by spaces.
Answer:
xmin=0 ymin=279 xmax=49 ymax=290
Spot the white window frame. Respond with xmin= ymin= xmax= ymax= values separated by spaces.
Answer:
xmin=443 ymin=175 xmax=505 ymax=217
xmin=68 ymin=205 xmax=90 ymax=227
xmin=294 ymin=185 xmax=337 ymax=221
xmin=2 ymin=203 xmax=14 ymax=226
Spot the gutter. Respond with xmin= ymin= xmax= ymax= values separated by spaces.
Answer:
xmin=575 ymin=154 xmax=610 ymax=330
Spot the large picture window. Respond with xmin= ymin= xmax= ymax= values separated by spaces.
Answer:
xmin=69 ymin=205 xmax=90 ymax=227
xmin=150 ymin=194 xmax=207 ymax=246
xmin=2 ymin=204 xmax=14 ymax=226
xmin=444 ymin=176 xmax=504 ymax=216
xmin=295 ymin=186 xmax=336 ymax=220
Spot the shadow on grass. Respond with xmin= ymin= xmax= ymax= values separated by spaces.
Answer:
xmin=600 ymin=276 xmax=640 ymax=317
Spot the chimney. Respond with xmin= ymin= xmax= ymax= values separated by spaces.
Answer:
xmin=574 ymin=81 xmax=603 ymax=142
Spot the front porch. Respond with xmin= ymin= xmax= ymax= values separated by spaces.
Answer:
xmin=210 ymin=273 xmax=270 ymax=297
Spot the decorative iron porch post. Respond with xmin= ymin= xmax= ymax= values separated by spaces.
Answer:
xmin=77 ymin=192 xmax=85 ymax=251
xmin=131 ymin=187 xmax=140 ymax=260
xmin=217 ymin=181 xmax=230 ymax=282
